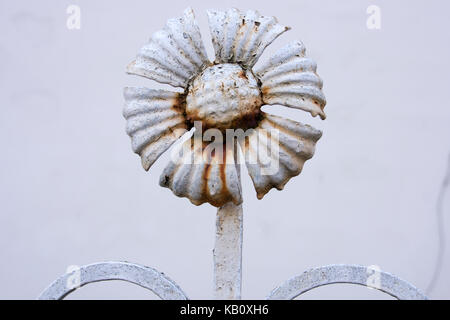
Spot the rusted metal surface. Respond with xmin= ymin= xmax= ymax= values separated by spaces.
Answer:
xmin=38 ymin=8 xmax=428 ymax=302
xmin=123 ymin=87 xmax=188 ymax=171
xmin=266 ymin=264 xmax=427 ymax=300
xmin=207 ymin=8 xmax=290 ymax=68
xmin=38 ymin=261 xmax=188 ymax=300
xmin=239 ymin=113 xmax=322 ymax=199
xmin=127 ymin=7 xmax=209 ymax=88
xmin=186 ymin=63 xmax=262 ymax=130
xmin=159 ymin=137 xmax=242 ymax=207
xmin=124 ymin=7 xmax=326 ymax=207
xmin=255 ymin=41 xmax=326 ymax=119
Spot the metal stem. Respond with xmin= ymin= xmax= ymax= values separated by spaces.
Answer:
xmin=213 ymin=202 xmax=243 ymax=300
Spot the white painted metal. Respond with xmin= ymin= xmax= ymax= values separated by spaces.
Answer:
xmin=255 ymin=41 xmax=327 ymax=119
xmin=127 ymin=7 xmax=209 ymax=88
xmin=159 ymin=136 xmax=243 ymax=207
xmin=186 ymin=63 xmax=261 ymax=130
xmin=207 ymin=8 xmax=289 ymax=68
xmin=267 ymin=264 xmax=427 ymax=300
xmin=238 ymin=113 xmax=322 ymax=199
xmin=38 ymin=261 xmax=188 ymax=300
xmin=214 ymin=202 xmax=243 ymax=300
xmin=123 ymin=87 xmax=188 ymax=171
xmin=123 ymin=7 xmax=327 ymax=206
xmin=38 ymin=7 xmax=427 ymax=302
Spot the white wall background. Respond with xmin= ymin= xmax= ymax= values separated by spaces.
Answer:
xmin=0 ymin=0 xmax=449 ymax=299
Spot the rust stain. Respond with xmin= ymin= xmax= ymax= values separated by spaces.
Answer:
xmin=202 ymin=161 xmax=211 ymax=197
xmin=238 ymin=70 xmax=248 ymax=80
xmin=190 ymin=140 xmax=235 ymax=207
xmin=261 ymin=86 xmax=270 ymax=96
xmin=173 ymin=92 xmax=192 ymax=129
xmin=125 ymin=8 xmax=326 ymax=208
xmin=185 ymin=99 xmax=263 ymax=132
xmin=233 ymin=108 xmax=263 ymax=130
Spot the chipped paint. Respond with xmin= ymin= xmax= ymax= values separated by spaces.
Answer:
xmin=124 ymin=7 xmax=326 ymax=207
xmin=186 ymin=63 xmax=262 ymax=130
xmin=267 ymin=265 xmax=427 ymax=300
xmin=127 ymin=7 xmax=209 ymax=88
xmin=255 ymin=41 xmax=326 ymax=119
xmin=38 ymin=261 xmax=188 ymax=300
xmin=239 ymin=113 xmax=322 ymax=199
xmin=123 ymin=87 xmax=188 ymax=171
xmin=207 ymin=8 xmax=290 ymax=68
xmin=159 ymin=137 xmax=242 ymax=207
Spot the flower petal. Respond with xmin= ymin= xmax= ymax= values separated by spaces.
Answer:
xmin=238 ymin=113 xmax=322 ymax=199
xmin=127 ymin=7 xmax=210 ymax=88
xmin=255 ymin=41 xmax=327 ymax=119
xmin=159 ymin=137 xmax=242 ymax=207
xmin=123 ymin=87 xmax=188 ymax=170
xmin=207 ymin=8 xmax=289 ymax=68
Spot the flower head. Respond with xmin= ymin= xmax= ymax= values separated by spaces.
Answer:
xmin=124 ymin=8 xmax=326 ymax=207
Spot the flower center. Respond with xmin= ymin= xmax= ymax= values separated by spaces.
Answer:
xmin=186 ymin=63 xmax=262 ymax=130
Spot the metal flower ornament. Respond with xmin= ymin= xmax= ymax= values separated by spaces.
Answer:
xmin=39 ymin=8 xmax=427 ymax=300
xmin=124 ymin=7 xmax=325 ymax=207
